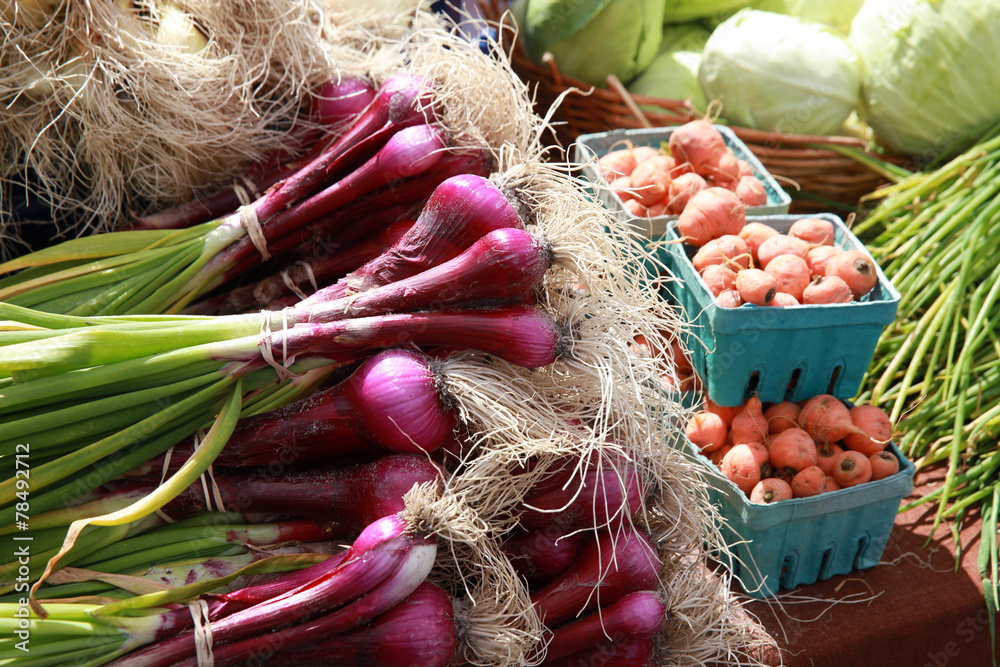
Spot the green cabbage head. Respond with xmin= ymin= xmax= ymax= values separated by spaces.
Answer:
xmin=514 ymin=0 xmax=663 ymax=87
xmin=850 ymin=0 xmax=1000 ymax=157
xmin=699 ymin=10 xmax=861 ymax=136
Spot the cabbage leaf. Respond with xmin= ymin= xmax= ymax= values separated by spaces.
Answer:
xmin=851 ymin=0 xmax=1000 ymax=157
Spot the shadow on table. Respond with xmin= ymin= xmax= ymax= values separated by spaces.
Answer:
xmin=739 ymin=464 xmax=995 ymax=667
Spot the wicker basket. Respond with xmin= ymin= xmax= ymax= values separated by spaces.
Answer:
xmin=480 ymin=1 xmax=909 ymax=212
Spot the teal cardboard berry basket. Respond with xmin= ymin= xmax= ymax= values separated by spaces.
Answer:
xmin=680 ymin=432 xmax=916 ymax=598
xmin=659 ymin=213 xmax=901 ymax=407
xmin=575 ymin=125 xmax=791 ymax=238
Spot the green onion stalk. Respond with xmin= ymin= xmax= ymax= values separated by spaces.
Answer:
xmin=0 ymin=552 xmax=335 ymax=667
xmin=0 ymin=511 xmax=334 ymax=597
xmin=1 ymin=520 xmax=335 ymax=604
xmin=854 ymin=120 xmax=1000 ymax=647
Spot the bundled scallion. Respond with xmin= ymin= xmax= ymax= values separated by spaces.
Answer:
xmin=0 ymin=74 xmax=456 ymax=316
xmin=0 ymin=513 xmax=436 ymax=667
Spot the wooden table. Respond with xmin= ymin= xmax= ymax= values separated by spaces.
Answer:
xmin=745 ymin=464 xmax=996 ymax=667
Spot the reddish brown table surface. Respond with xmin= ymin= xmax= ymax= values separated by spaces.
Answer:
xmin=744 ymin=463 xmax=997 ymax=667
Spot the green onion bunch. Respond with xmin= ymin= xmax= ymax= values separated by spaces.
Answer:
xmin=855 ymin=122 xmax=1000 ymax=637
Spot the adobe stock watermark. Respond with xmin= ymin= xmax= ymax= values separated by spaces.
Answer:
xmin=9 ymin=442 xmax=32 ymax=654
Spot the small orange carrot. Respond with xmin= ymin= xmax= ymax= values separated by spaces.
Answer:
xmin=788 ymin=218 xmax=835 ymax=246
xmin=599 ymin=148 xmax=637 ymax=180
xmin=764 ymin=401 xmax=800 ymax=435
xmin=730 ymin=396 xmax=768 ymax=445
xmin=709 ymin=443 xmax=733 ymax=468
xmin=669 ymin=339 xmax=693 ymax=374
xmin=701 ymin=264 xmax=738 ymax=297
xmin=791 ymin=465 xmax=827 ymax=498
xmin=739 ymin=222 xmax=779 ymax=265
xmin=815 ymin=441 xmax=844 ymax=476
xmin=757 ymin=234 xmax=809 ymax=268
xmin=802 ymin=275 xmax=853 ymax=304
xmin=764 ymin=254 xmax=811 ymax=302
xmin=705 ymin=397 xmax=742 ymax=426
xmin=667 ymin=172 xmax=708 ymax=214
xmin=685 ymin=411 xmax=728 ymax=454
xmin=677 ymin=187 xmax=745 ymax=247
xmin=722 ymin=444 xmax=763 ymax=496
xmin=646 ymin=201 xmax=670 ymax=217
xmin=623 ymin=198 xmax=648 ymax=217
xmin=707 ymin=151 xmax=740 ymax=188
xmin=806 ymin=245 xmax=843 ymax=277
xmin=768 ymin=291 xmax=800 ymax=307
xmin=629 ymin=156 xmax=672 ymax=206
xmin=768 ymin=428 xmax=818 ymax=474
xmin=736 ymin=268 xmax=777 ymax=306
xmin=869 ymin=451 xmax=900 ymax=481
xmin=631 ymin=146 xmax=660 ymax=163
xmin=799 ymin=394 xmax=861 ymax=443
xmin=716 ymin=289 xmax=743 ymax=308
xmin=826 ymin=249 xmax=878 ymax=298
xmin=692 ymin=235 xmax=751 ymax=272
xmin=750 ymin=478 xmax=793 ymax=504
xmin=735 ymin=175 xmax=767 ymax=206
xmin=831 ymin=450 xmax=872 ymax=487
xmin=843 ymin=404 xmax=893 ymax=456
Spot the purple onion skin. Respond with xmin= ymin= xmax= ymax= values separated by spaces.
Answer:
xmin=111 ymin=514 xmax=432 ymax=667
xmin=542 ymin=591 xmax=666 ymax=661
xmin=218 ymin=146 xmax=492 ymax=282
xmin=502 ymin=528 xmax=589 ymax=587
xmin=246 ymin=77 xmax=381 ymax=184
xmin=255 ymin=124 xmax=447 ymax=249
xmin=305 ymin=173 xmax=527 ymax=304
xmin=171 ymin=516 xmax=438 ymax=667
xmin=155 ymin=455 xmax=441 ymax=530
xmin=518 ymin=459 xmax=645 ymax=532
xmin=316 ymin=148 xmax=495 ymax=250
xmin=308 ymin=77 xmax=379 ymax=130
xmin=212 ymin=349 xmax=457 ymax=467
xmin=251 ymin=75 xmax=438 ymax=224
xmin=292 ymin=218 xmax=416 ymax=284
xmin=542 ymin=636 xmax=657 ymax=667
xmin=145 ymin=550 xmax=352 ymax=637
xmin=213 ymin=306 xmax=561 ymax=385
xmin=209 ymin=550 xmax=349 ymax=620
xmin=257 ymin=582 xmax=457 ymax=667
xmin=300 ymin=74 xmax=438 ymax=185
xmin=297 ymin=227 xmax=551 ymax=324
xmin=286 ymin=306 xmax=562 ymax=370
xmin=531 ymin=525 xmax=662 ymax=627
